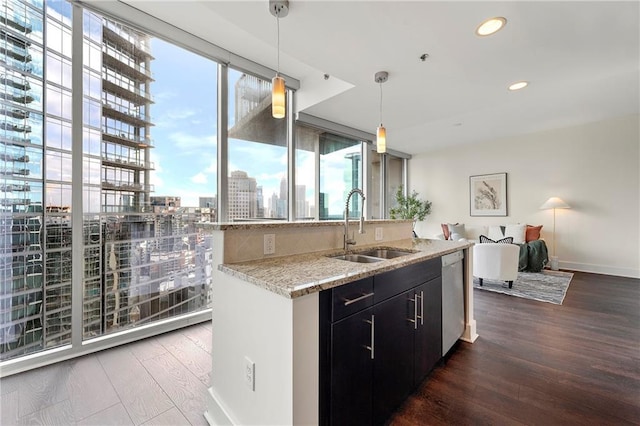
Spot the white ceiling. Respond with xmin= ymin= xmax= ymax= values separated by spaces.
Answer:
xmin=121 ymin=0 xmax=639 ymax=155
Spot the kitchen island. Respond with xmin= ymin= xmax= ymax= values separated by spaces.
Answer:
xmin=203 ymin=221 xmax=476 ymax=425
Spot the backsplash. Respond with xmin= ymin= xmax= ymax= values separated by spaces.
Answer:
xmin=221 ymin=220 xmax=414 ymax=263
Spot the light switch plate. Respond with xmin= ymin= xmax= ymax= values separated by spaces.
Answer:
xmin=375 ymin=227 xmax=383 ymax=241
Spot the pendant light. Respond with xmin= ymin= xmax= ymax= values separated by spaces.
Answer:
xmin=270 ymin=0 xmax=289 ymax=119
xmin=374 ymin=71 xmax=388 ymax=153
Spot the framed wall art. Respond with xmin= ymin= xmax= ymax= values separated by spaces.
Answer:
xmin=469 ymin=172 xmax=507 ymax=216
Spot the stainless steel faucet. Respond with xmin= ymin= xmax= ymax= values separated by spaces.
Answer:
xmin=344 ymin=188 xmax=366 ymax=251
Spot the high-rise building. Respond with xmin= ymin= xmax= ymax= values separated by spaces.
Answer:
xmin=295 ymin=184 xmax=307 ymax=219
xmin=255 ymin=186 xmax=264 ymax=218
xmin=199 ymin=196 xmax=216 ymax=208
xmin=99 ymin=18 xmax=154 ymax=214
xmin=228 ymin=170 xmax=257 ymax=220
xmin=1 ymin=0 xmax=53 ymax=359
xmin=1 ymin=1 xmax=211 ymax=360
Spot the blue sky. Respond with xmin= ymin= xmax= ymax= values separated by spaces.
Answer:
xmin=150 ymin=39 xmax=300 ymax=209
xmin=33 ymin=3 xmax=355 ymax=216
xmin=148 ymin=38 xmax=359 ymax=216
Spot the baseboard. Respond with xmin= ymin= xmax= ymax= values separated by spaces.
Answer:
xmin=559 ymin=261 xmax=640 ymax=279
xmin=205 ymin=387 xmax=235 ymax=425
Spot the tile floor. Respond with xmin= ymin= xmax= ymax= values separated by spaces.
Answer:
xmin=0 ymin=322 xmax=212 ymax=426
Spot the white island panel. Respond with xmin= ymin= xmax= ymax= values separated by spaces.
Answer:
xmin=205 ymin=272 xmax=318 ymax=425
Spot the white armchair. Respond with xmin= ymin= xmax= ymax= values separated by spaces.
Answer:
xmin=473 ymin=243 xmax=520 ymax=289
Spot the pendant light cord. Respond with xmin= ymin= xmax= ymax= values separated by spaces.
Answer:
xmin=379 ymin=82 xmax=383 ymax=125
xmin=276 ymin=15 xmax=281 ymax=75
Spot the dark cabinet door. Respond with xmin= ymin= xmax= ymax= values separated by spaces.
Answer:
xmin=372 ymin=289 xmax=415 ymax=425
xmin=414 ymin=277 xmax=442 ymax=385
xmin=330 ymin=308 xmax=374 ymax=426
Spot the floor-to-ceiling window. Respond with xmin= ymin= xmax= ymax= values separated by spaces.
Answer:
xmin=319 ymin=133 xmax=362 ymax=220
xmin=367 ymin=144 xmax=409 ymax=219
xmin=1 ymin=0 xmax=410 ymax=373
xmin=1 ymin=0 xmax=47 ymax=360
xmin=295 ymin=119 xmax=408 ymax=221
xmin=386 ymin=154 xmax=404 ymax=217
xmin=294 ymin=124 xmax=318 ymax=220
xmin=81 ymin=9 xmax=217 ymax=340
xmin=1 ymin=0 xmax=219 ymax=366
xmin=227 ymin=68 xmax=288 ymax=221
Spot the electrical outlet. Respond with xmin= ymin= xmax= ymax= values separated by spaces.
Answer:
xmin=264 ymin=234 xmax=275 ymax=255
xmin=375 ymin=227 xmax=383 ymax=241
xmin=244 ymin=356 xmax=255 ymax=391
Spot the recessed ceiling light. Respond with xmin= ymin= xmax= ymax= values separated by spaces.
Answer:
xmin=508 ymin=81 xmax=529 ymax=91
xmin=476 ymin=17 xmax=507 ymax=36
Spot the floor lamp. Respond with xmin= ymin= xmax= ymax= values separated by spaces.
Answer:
xmin=540 ymin=197 xmax=571 ymax=270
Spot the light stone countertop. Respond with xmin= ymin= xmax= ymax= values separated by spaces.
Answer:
xmin=199 ymin=219 xmax=412 ymax=231
xmin=218 ymin=238 xmax=473 ymax=299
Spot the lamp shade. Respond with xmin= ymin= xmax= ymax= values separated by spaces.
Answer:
xmin=540 ymin=197 xmax=570 ymax=210
xmin=272 ymin=75 xmax=286 ymax=119
xmin=376 ymin=125 xmax=386 ymax=153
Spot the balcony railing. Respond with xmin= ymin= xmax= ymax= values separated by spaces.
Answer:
xmin=0 ymin=107 xmax=30 ymax=119
xmin=102 ymin=153 xmax=154 ymax=170
xmin=102 ymin=128 xmax=154 ymax=148
xmin=0 ymin=152 xmax=29 ymax=162
xmin=0 ymin=198 xmax=31 ymax=206
xmin=0 ymin=89 xmax=36 ymax=104
xmin=0 ymin=183 xmax=31 ymax=192
xmin=0 ymin=135 xmax=32 ymax=144
xmin=0 ymin=76 xmax=30 ymax=91
xmin=0 ymin=168 xmax=30 ymax=176
xmin=102 ymin=79 xmax=154 ymax=106
xmin=234 ymin=74 xmax=271 ymax=124
xmin=0 ymin=45 xmax=31 ymax=62
xmin=102 ymin=102 xmax=152 ymax=127
xmin=0 ymin=14 xmax=33 ymax=34
xmin=0 ymin=121 xmax=32 ymax=133
xmin=101 ymin=180 xmax=152 ymax=193
xmin=1 ymin=58 xmax=34 ymax=74
xmin=103 ymin=21 xmax=152 ymax=57
xmin=103 ymin=48 xmax=153 ymax=80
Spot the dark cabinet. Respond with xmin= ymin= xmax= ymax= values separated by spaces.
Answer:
xmin=330 ymin=308 xmax=374 ymax=426
xmin=372 ymin=288 xmax=415 ymax=424
xmin=320 ymin=277 xmax=374 ymax=426
xmin=413 ymin=278 xmax=442 ymax=384
xmin=319 ymin=258 xmax=442 ymax=425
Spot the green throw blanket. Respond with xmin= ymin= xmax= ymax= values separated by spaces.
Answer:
xmin=518 ymin=240 xmax=549 ymax=272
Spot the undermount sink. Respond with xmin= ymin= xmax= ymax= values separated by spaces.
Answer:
xmin=357 ymin=248 xmax=415 ymax=259
xmin=329 ymin=248 xmax=415 ymax=263
xmin=330 ymin=254 xmax=384 ymax=263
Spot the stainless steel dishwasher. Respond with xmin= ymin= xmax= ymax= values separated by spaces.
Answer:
xmin=441 ymin=250 xmax=465 ymax=356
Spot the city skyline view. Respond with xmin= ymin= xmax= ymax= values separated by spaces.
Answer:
xmin=147 ymin=38 xmax=362 ymax=217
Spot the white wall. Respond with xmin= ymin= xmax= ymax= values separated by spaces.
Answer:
xmin=410 ymin=114 xmax=640 ymax=278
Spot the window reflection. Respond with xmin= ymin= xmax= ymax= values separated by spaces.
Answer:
xmin=319 ymin=134 xmax=362 ymax=220
xmin=227 ymin=69 xmax=287 ymax=221
xmin=295 ymin=125 xmax=317 ymax=220
xmin=79 ymin=13 xmax=217 ymax=341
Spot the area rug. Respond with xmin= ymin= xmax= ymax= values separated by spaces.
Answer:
xmin=473 ymin=270 xmax=574 ymax=305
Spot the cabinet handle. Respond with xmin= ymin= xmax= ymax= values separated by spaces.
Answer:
xmin=343 ymin=292 xmax=374 ymax=306
xmin=409 ymin=295 xmax=418 ymax=329
xmin=419 ymin=290 xmax=424 ymax=326
xmin=410 ymin=291 xmax=424 ymax=328
xmin=364 ymin=315 xmax=375 ymax=359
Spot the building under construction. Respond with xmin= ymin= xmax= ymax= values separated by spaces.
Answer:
xmin=1 ymin=1 xmax=211 ymax=361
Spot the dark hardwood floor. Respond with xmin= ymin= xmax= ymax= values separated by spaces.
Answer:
xmin=390 ymin=271 xmax=640 ymax=426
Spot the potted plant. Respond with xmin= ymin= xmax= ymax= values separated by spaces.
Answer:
xmin=389 ymin=186 xmax=432 ymax=237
